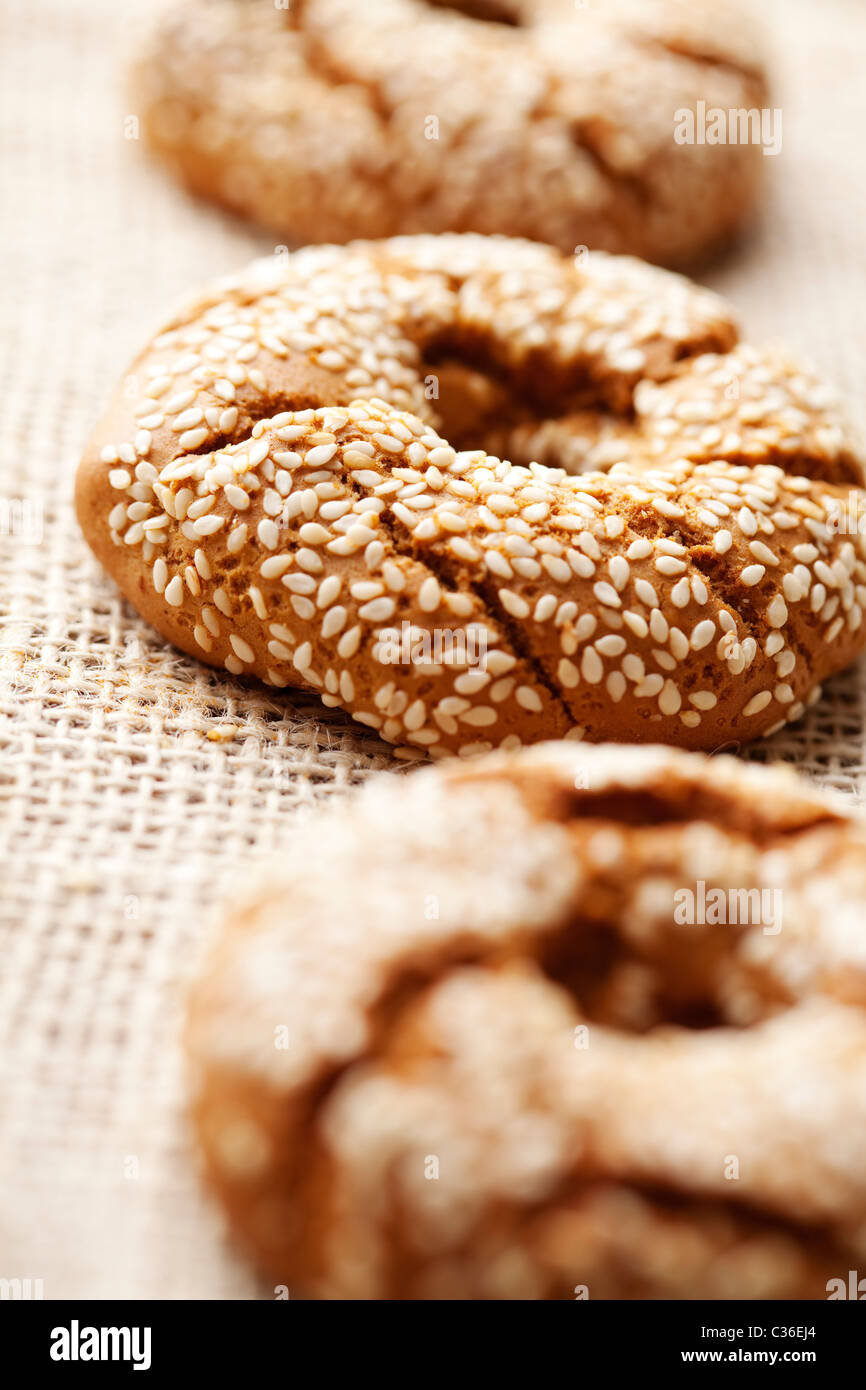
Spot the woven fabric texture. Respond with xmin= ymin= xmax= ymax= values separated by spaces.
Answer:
xmin=1 ymin=0 xmax=866 ymax=1299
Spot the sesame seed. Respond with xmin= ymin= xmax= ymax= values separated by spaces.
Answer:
xmin=499 ymin=589 xmax=530 ymax=619
xmin=359 ymin=597 xmax=396 ymax=622
xmin=671 ymin=578 xmax=691 ymax=608
xmin=164 ymin=575 xmax=183 ymax=607
xmin=419 ymin=577 xmax=441 ymax=612
xmin=743 ymin=691 xmax=772 ymax=716
xmin=173 ymin=407 xmax=204 ymax=431
xmin=635 ymin=579 xmax=659 ymax=607
xmin=461 ymin=706 xmax=497 ymax=727
xmin=581 ymin=649 xmax=603 ymax=683
xmin=749 ymin=541 xmax=779 ymax=566
xmin=626 ymin=538 xmax=653 ymax=561
xmin=230 ymin=635 xmax=255 ymax=664
xmin=403 ymin=699 xmax=426 ymax=731
xmin=225 ymin=484 xmax=250 ymax=510
xmin=306 ymin=443 xmax=338 ymax=467
xmin=669 ymin=628 xmax=689 ymax=661
xmin=299 ymin=523 xmax=331 ymax=546
xmin=593 ymin=581 xmax=621 ymax=609
xmin=690 ymin=620 xmax=716 ymax=650
xmin=608 ymin=556 xmax=630 ymax=591
xmin=202 ymin=607 xmax=221 ymax=636
xmin=623 ymin=611 xmax=648 ymax=638
xmin=516 ymin=686 xmax=543 ymax=712
xmin=557 ymin=658 xmax=580 ymax=688
xmin=179 ymin=427 xmax=208 ymax=451
xmin=740 ymin=565 xmax=765 ymax=587
xmin=766 ymin=595 xmax=788 ymax=628
xmin=654 ymin=555 xmax=687 ymax=576
xmin=635 ymin=674 xmax=664 ymax=697
xmin=658 ymin=681 xmax=681 ymax=716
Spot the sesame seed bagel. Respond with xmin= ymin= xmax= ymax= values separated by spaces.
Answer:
xmin=75 ymin=235 xmax=866 ymax=758
xmin=133 ymin=0 xmax=769 ymax=266
xmin=187 ymin=742 xmax=866 ymax=1299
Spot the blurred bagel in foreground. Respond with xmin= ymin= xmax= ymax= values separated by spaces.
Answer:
xmin=186 ymin=741 xmax=866 ymax=1299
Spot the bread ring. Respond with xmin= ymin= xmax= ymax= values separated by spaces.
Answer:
xmin=75 ymin=235 xmax=866 ymax=757
xmin=133 ymin=0 xmax=769 ymax=266
xmin=186 ymin=742 xmax=866 ymax=1299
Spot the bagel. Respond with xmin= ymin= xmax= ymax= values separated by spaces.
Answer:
xmin=75 ymin=235 xmax=866 ymax=758
xmin=186 ymin=741 xmax=866 ymax=1299
xmin=133 ymin=0 xmax=769 ymax=266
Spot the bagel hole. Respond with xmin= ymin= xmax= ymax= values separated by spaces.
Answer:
xmin=468 ymin=764 xmax=842 ymax=842
xmin=531 ymin=1181 xmax=851 ymax=1301
xmin=537 ymin=917 xmax=730 ymax=1034
xmin=424 ymin=346 xmax=633 ymax=474
xmin=422 ymin=0 xmax=521 ymax=25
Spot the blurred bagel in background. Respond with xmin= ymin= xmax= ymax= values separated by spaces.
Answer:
xmin=132 ymin=0 xmax=770 ymax=266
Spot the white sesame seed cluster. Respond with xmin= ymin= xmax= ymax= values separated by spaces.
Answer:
xmin=187 ymin=742 xmax=866 ymax=1298
xmin=132 ymin=0 xmax=768 ymax=266
xmin=491 ymin=342 xmax=865 ymax=482
xmin=76 ymin=235 xmax=866 ymax=757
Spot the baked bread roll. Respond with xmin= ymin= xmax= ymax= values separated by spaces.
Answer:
xmin=186 ymin=742 xmax=866 ymax=1299
xmin=132 ymin=0 xmax=769 ymax=266
xmin=76 ymin=235 xmax=866 ymax=757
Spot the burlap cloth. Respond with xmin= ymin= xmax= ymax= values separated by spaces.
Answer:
xmin=2 ymin=0 xmax=866 ymax=1299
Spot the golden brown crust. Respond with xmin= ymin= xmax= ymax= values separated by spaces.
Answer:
xmin=186 ymin=742 xmax=866 ymax=1299
xmin=132 ymin=0 xmax=769 ymax=266
xmin=76 ymin=236 xmax=866 ymax=756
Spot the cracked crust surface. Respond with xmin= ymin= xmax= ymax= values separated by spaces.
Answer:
xmin=75 ymin=235 xmax=866 ymax=757
xmin=186 ymin=742 xmax=866 ymax=1299
xmin=133 ymin=0 xmax=769 ymax=266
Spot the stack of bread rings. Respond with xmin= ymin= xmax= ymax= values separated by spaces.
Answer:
xmin=72 ymin=0 xmax=866 ymax=1301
